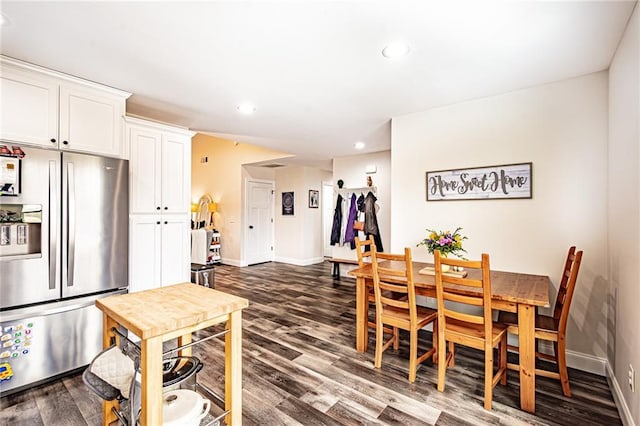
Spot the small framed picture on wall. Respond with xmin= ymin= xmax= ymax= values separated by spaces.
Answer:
xmin=282 ymin=191 xmax=294 ymax=215
xmin=309 ymin=190 xmax=319 ymax=208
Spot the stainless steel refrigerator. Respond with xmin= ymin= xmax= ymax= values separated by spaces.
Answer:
xmin=0 ymin=147 xmax=128 ymax=394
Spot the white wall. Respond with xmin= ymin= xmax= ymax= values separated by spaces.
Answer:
xmin=274 ymin=165 xmax=331 ymax=265
xmin=332 ymin=151 xmax=391 ymax=271
xmin=609 ymin=4 xmax=640 ymax=423
xmin=391 ymin=73 xmax=609 ymax=360
xmin=191 ymin=134 xmax=290 ymax=266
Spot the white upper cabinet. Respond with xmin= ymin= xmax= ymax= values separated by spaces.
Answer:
xmin=59 ymin=84 xmax=125 ymax=157
xmin=161 ymin=132 xmax=191 ymax=214
xmin=126 ymin=116 xmax=193 ymax=215
xmin=0 ymin=65 xmax=58 ymax=146
xmin=0 ymin=56 xmax=130 ymax=158
xmin=129 ymin=125 xmax=163 ymax=214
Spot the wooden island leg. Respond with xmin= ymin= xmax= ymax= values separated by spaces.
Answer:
xmin=102 ymin=314 xmax=118 ymax=426
xmin=140 ymin=336 xmax=163 ymax=425
xmin=518 ymin=304 xmax=536 ymax=413
xmin=177 ymin=334 xmax=193 ymax=357
xmin=225 ymin=310 xmax=242 ymax=426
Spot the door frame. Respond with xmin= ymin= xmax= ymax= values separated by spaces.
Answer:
xmin=322 ymin=180 xmax=333 ymax=258
xmin=242 ymin=178 xmax=275 ymax=267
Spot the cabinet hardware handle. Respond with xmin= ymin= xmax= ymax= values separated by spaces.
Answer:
xmin=156 ymin=221 xmax=160 ymax=225
xmin=164 ymin=221 xmax=168 ymax=225
xmin=164 ymin=206 xmax=168 ymax=210
xmin=50 ymin=138 xmax=57 ymax=143
xmin=249 ymin=225 xmax=254 ymax=229
xmin=63 ymin=140 xmax=69 ymax=145
xmin=156 ymin=206 xmax=161 ymax=210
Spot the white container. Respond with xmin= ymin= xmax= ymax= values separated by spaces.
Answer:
xmin=162 ymin=389 xmax=211 ymax=426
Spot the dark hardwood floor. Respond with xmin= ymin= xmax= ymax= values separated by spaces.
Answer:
xmin=1 ymin=261 xmax=621 ymax=425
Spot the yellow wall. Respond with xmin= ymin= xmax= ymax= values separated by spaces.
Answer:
xmin=191 ymin=133 xmax=291 ymax=264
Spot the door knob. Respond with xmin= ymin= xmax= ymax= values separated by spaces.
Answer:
xmin=249 ymin=225 xmax=254 ymax=229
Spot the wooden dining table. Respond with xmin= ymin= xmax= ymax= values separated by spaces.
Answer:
xmin=349 ymin=261 xmax=551 ymax=414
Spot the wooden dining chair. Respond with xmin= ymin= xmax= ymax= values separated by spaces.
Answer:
xmin=434 ymin=250 xmax=507 ymax=410
xmin=355 ymin=236 xmax=397 ymax=341
xmin=497 ymin=246 xmax=583 ymax=397
xmin=371 ymin=246 xmax=438 ymax=383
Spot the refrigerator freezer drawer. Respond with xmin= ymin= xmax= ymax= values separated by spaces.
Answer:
xmin=0 ymin=290 xmax=125 ymax=394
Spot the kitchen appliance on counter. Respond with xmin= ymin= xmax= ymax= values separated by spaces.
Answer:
xmin=0 ymin=147 xmax=128 ymax=394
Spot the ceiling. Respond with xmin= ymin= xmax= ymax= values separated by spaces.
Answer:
xmin=0 ymin=1 xmax=636 ymax=170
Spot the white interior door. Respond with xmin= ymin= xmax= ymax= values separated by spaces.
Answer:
xmin=322 ymin=182 xmax=333 ymax=257
xmin=246 ymin=180 xmax=274 ymax=265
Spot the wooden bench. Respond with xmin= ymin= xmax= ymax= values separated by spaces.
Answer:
xmin=328 ymin=258 xmax=359 ymax=279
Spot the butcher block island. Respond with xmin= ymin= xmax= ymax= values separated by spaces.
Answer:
xmin=95 ymin=283 xmax=249 ymax=426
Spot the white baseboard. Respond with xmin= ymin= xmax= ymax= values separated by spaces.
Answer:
xmin=220 ymin=258 xmax=242 ymax=267
xmin=273 ymin=256 xmax=324 ymax=266
xmin=509 ymin=340 xmax=633 ymax=424
xmin=607 ymin=361 xmax=636 ymax=426
xmin=565 ymin=349 xmax=607 ymax=376
xmin=520 ymin=340 xmax=607 ymax=376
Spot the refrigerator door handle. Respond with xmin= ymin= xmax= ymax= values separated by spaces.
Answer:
xmin=49 ymin=160 xmax=57 ymax=290
xmin=67 ymin=161 xmax=75 ymax=288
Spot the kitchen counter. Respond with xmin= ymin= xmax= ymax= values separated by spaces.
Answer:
xmin=96 ymin=282 xmax=249 ymax=425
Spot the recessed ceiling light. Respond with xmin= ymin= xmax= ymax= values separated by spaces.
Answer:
xmin=381 ymin=42 xmax=410 ymax=59
xmin=236 ymin=103 xmax=256 ymax=114
xmin=354 ymin=141 xmax=365 ymax=150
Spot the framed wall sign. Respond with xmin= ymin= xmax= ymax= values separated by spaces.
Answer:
xmin=426 ymin=162 xmax=532 ymax=201
xmin=309 ymin=190 xmax=319 ymax=208
xmin=282 ymin=191 xmax=295 ymax=215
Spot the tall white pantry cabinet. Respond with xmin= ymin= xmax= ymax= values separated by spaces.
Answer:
xmin=126 ymin=116 xmax=194 ymax=293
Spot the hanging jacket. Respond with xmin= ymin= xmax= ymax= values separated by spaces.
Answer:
xmin=364 ymin=191 xmax=383 ymax=251
xmin=330 ymin=194 xmax=343 ymax=246
xmin=344 ymin=194 xmax=358 ymax=249
xmin=339 ymin=194 xmax=348 ymax=245
xmin=357 ymin=193 xmax=365 ymax=212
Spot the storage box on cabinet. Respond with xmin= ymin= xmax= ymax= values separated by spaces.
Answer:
xmin=0 ymin=56 xmax=130 ymax=158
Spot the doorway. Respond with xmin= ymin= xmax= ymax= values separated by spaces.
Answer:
xmin=245 ymin=179 xmax=275 ymax=265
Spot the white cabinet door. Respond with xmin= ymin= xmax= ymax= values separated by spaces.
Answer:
xmin=129 ymin=215 xmax=162 ymax=293
xmin=59 ymin=85 xmax=125 ymax=157
xmin=129 ymin=126 xmax=163 ymax=214
xmin=161 ymin=133 xmax=191 ymax=214
xmin=160 ymin=215 xmax=190 ymax=287
xmin=0 ymin=66 xmax=59 ymax=147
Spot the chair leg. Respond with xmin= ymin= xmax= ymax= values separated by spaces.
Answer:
xmin=409 ymin=329 xmax=418 ymax=383
xmin=432 ymin=321 xmax=438 ymax=363
xmin=393 ymin=327 xmax=399 ymax=351
xmin=448 ymin=341 xmax=456 ymax=367
xmin=484 ymin=346 xmax=494 ymax=410
xmin=437 ymin=334 xmax=447 ymax=392
xmin=374 ymin=319 xmax=383 ymax=369
xmin=500 ymin=335 xmax=507 ymax=386
xmin=557 ymin=337 xmax=572 ymax=397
